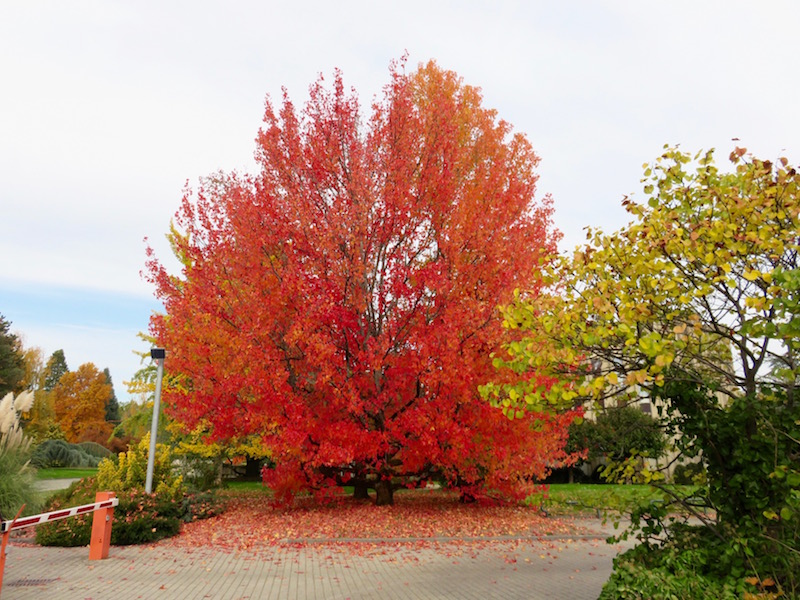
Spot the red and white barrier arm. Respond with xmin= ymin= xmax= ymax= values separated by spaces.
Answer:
xmin=0 ymin=498 xmax=119 ymax=533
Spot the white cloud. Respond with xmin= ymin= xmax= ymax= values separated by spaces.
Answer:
xmin=1 ymin=0 xmax=799 ymax=392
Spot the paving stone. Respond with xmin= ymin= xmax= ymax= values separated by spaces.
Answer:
xmin=2 ymin=520 xmax=634 ymax=599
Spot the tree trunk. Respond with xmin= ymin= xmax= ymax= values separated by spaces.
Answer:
xmin=244 ymin=456 xmax=261 ymax=479
xmin=353 ymin=482 xmax=370 ymax=500
xmin=374 ymin=480 xmax=394 ymax=506
xmin=459 ymin=491 xmax=477 ymax=504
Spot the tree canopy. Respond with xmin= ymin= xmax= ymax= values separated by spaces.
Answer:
xmin=493 ymin=146 xmax=800 ymax=594
xmin=0 ymin=315 xmax=25 ymax=397
xmin=43 ymin=349 xmax=68 ymax=392
xmin=53 ymin=362 xmax=113 ymax=444
xmin=147 ymin=60 xmax=579 ymax=505
xmin=103 ymin=367 xmax=120 ymax=423
xmin=567 ymin=405 xmax=667 ymax=465
xmin=490 ymin=146 xmax=799 ymax=409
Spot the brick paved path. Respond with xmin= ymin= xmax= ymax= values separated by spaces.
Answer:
xmin=2 ymin=525 xmax=633 ymax=600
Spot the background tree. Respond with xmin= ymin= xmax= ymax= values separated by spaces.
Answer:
xmin=19 ymin=345 xmax=45 ymax=392
xmin=42 ymin=349 xmax=68 ymax=392
xmin=53 ymin=362 xmax=113 ymax=445
xmin=147 ymin=60 xmax=579 ymax=505
xmin=103 ymin=367 xmax=120 ymax=423
xmin=21 ymin=348 xmax=71 ymax=440
xmin=0 ymin=315 xmax=25 ymax=396
xmin=566 ymin=406 xmax=667 ymax=471
xmin=493 ymin=147 xmax=800 ymax=595
xmin=16 ymin=344 xmax=53 ymax=439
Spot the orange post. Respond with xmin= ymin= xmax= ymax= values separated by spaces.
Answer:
xmin=0 ymin=506 xmax=24 ymax=597
xmin=89 ymin=492 xmax=115 ymax=560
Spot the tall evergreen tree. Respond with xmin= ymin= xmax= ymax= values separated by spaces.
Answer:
xmin=0 ymin=314 xmax=25 ymax=396
xmin=103 ymin=367 xmax=120 ymax=422
xmin=42 ymin=349 xmax=68 ymax=392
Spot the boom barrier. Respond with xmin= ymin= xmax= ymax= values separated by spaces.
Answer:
xmin=0 ymin=491 xmax=117 ymax=597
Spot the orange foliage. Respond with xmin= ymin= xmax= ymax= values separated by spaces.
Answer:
xmin=53 ymin=362 xmax=112 ymax=444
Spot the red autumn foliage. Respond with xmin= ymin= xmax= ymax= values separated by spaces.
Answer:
xmin=146 ymin=59 xmax=579 ymax=505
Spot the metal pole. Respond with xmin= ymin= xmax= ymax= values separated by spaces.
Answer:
xmin=145 ymin=348 xmax=166 ymax=494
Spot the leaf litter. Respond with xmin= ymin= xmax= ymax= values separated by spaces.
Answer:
xmin=149 ymin=490 xmax=605 ymax=564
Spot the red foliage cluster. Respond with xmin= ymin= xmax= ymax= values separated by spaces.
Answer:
xmin=146 ymin=59 xmax=579 ymax=504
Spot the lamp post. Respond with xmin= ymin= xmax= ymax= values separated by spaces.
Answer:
xmin=145 ymin=348 xmax=166 ymax=494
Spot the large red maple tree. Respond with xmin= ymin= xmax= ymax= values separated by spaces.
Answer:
xmin=147 ymin=60 xmax=578 ymax=505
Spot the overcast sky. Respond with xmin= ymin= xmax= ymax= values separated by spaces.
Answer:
xmin=2 ymin=1 xmax=799 ymax=403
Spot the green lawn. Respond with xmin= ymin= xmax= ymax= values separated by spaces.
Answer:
xmin=224 ymin=479 xmax=269 ymax=492
xmin=36 ymin=467 xmax=98 ymax=480
xmin=533 ymin=483 xmax=698 ymax=515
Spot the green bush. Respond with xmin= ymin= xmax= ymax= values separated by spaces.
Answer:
xmin=180 ymin=490 xmax=223 ymax=522
xmin=567 ymin=405 xmax=667 ymax=464
xmin=176 ymin=454 xmax=224 ymax=491
xmin=35 ymin=478 xmax=223 ymax=546
xmin=77 ymin=441 xmax=113 ymax=461
xmin=599 ymin=549 xmax=741 ymax=599
xmin=598 ymin=524 xmax=784 ymax=599
xmin=30 ymin=439 xmax=102 ymax=468
xmin=606 ymin=388 xmax=800 ymax=598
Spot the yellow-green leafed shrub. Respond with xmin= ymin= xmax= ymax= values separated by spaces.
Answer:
xmin=96 ymin=433 xmax=184 ymax=499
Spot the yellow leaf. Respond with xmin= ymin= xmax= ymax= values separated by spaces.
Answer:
xmin=743 ymin=269 xmax=760 ymax=282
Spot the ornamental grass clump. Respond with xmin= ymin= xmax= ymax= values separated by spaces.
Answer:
xmin=0 ymin=391 xmax=38 ymax=518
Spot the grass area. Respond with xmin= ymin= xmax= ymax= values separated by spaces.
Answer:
xmin=223 ymin=479 xmax=268 ymax=491
xmin=219 ymin=481 xmax=696 ymax=518
xmin=36 ymin=467 xmax=98 ymax=480
xmin=534 ymin=483 xmax=699 ymax=515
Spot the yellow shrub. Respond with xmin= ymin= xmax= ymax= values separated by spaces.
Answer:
xmin=96 ymin=433 xmax=184 ymax=499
